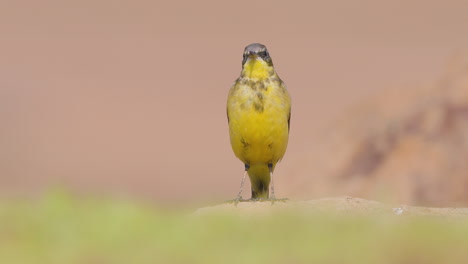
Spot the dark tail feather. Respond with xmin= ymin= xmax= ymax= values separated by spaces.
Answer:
xmin=248 ymin=164 xmax=271 ymax=199
xmin=251 ymin=180 xmax=269 ymax=199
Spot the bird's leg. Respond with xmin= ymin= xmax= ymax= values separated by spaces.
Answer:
xmin=268 ymin=163 xmax=276 ymax=199
xmin=268 ymin=163 xmax=288 ymax=204
xmin=235 ymin=170 xmax=248 ymax=200
xmin=225 ymin=164 xmax=249 ymax=206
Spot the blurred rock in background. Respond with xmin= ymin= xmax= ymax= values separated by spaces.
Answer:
xmin=286 ymin=53 xmax=468 ymax=207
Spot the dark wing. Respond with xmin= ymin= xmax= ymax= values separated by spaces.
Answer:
xmin=287 ymin=110 xmax=291 ymax=132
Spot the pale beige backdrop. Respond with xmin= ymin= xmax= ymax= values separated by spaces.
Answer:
xmin=1 ymin=0 xmax=468 ymax=204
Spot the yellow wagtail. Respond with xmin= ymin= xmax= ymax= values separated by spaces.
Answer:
xmin=227 ymin=43 xmax=291 ymax=201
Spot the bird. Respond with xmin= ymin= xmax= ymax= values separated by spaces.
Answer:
xmin=226 ymin=43 xmax=291 ymax=201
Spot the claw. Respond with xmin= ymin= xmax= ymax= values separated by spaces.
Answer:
xmin=269 ymin=197 xmax=289 ymax=205
xmin=224 ymin=196 xmax=245 ymax=206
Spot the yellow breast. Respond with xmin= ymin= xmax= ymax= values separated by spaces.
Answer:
xmin=227 ymin=60 xmax=290 ymax=166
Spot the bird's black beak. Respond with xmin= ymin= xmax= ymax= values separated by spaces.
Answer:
xmin=247 ymin=51 xmax=258 ymax=57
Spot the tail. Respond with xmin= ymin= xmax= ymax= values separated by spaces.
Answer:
xmin=247 ymin=164 xmax=271 ymax=199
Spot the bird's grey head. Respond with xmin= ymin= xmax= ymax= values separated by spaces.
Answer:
xmin=242 ymin=43 xmax=272 ymax=66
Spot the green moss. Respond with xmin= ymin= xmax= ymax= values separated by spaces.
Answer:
xmin=0 ymin=192 xmax=467 ymax=264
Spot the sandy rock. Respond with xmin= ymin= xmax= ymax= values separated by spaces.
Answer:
xmin=194 ymin=197 xmax=468 ymax=219
xmin=284 ymin=54 xmax=468 ymax=207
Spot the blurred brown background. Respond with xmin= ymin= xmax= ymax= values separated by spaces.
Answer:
xmin=1 ymin=0 xmax=468 ymax=206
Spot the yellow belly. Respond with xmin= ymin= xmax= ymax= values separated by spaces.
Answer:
xmin=227 ymin=83 xmax=290 ymax=167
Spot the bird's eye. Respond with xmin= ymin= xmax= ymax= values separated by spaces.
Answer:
xmin=242 ymin=54 xmax=248 ymax=65
xmin=258 ymin=51 xmax=269 ymax=59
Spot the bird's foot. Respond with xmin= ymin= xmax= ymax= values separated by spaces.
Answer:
xmin=224 ymin=196 xmax=248 ymax=206
xmin=267 ymin=196 xmax=289 ymax=205
xmin=247 ymin=197 xmax=289 ymax=205
xmin=225 ymin=197 xmax=288 ymax=206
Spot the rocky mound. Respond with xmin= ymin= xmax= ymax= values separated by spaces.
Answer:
xmin=285 ymin=54 xmax=468 ymax=207
xmin=194 ymin=197 xmax=468 ymax=219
